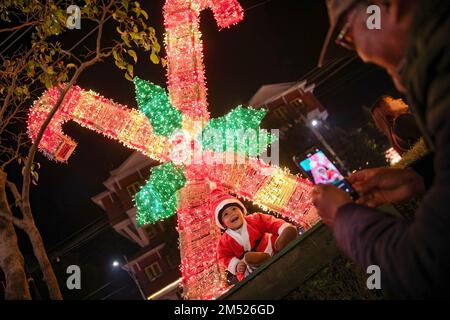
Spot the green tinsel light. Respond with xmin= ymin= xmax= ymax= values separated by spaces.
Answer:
xmin=135 ymin=162 xmax=186 ymax=226
xmin=200 ymin=106 xmax=276 ymax=157
xmin=133 ymin=77 xmax=182 ymax=137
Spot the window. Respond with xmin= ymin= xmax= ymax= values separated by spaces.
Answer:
xmin=290 ymin=98 xmax=303 ymax=108
xmin=126 ymin=182 xmax=141 ymax=197
xmin=145 ymin=262 xmax=163 ymax=281
xmin=274 ymin=107 xmax=288 ymax=122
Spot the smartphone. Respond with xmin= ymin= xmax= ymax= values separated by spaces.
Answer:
xmin=293 ymin=148 xmax=359 ymax=200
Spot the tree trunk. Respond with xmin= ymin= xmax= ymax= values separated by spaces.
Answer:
xmin=16 ymin=47 xmax=105 ymax=301
xmin=0 ymin=170 xmax=31 ymax=300
xmin=24 ymin=219 xmax=63 ymax=300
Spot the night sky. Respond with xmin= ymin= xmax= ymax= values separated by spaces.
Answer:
xmin=5 ymin=0 xmax=399 ymax=299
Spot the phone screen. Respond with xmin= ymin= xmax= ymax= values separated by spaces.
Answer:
xmin=298 ymin=149 xmax=358 ymax=199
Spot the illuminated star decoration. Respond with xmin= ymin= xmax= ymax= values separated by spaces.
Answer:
xmin=27 ymin=0 xmax=320 ymax=300
xmin=133 ymin=77 xmax=182 ymax=137
xmin=134 ymin=161 xmax=186 ymax=226
xmin=132 ymin=77 xmax=276 ymax=226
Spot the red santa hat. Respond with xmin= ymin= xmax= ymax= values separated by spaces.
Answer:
xmin=211 ymin=189 xmax=247 ymax=230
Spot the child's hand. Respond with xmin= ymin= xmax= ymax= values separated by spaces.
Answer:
xmin=236 ymin=261 xmax=246 ymax=274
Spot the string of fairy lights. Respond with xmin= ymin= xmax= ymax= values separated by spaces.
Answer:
xmin=27 ymin=0 xmax=319 ymax=300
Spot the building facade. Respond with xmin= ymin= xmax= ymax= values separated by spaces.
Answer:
xmin=250 ymin=81 xmax=328 ymax=130
xmin=92 ymin=152 xmax=182 ymax=300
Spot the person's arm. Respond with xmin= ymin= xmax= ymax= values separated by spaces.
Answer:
xmin=217 ymin=239 xmax=241 ymax=275
xmin=334 ymin=111 xmax=450 ymax=298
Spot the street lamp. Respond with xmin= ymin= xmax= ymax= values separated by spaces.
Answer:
xmin=300 ymin=114 xmax=348 ymax=174
xmin=112 ymin=256 xmax=147 ymax=300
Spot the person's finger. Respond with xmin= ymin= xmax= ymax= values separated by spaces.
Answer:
xmin=348 ymin=170 xmax=370 ymax=184
xmin=352 ymin=181 xmax=365 ymax=190
xmin=366 ymin=200 xmax=378 ymax=208
xmin=356 ymin=175 xmax=382 ymax=194
xmin=353 ymin=186 xmax=366 ymax=195
xmin=355 ymin=191 xmax=374 ymax=205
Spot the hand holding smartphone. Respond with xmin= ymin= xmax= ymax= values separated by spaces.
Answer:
xmin=293 ymin=148 xmax=359 ymax=200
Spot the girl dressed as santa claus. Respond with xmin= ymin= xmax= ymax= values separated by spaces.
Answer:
xmin=214 ymin=190 xmax=298 ymax=281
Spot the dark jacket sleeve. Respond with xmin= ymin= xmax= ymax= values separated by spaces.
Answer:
xmin=334 ymin=110 xmax=450 ymax=298
xmin=409 ymin=152 xmax=434 ymax=189
xmin=333 ymin=0 xmax=450 ymax=298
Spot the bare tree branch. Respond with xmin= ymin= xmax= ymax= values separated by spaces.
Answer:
xmin=0 ymin=208 xmax=26 ymax=230
xmin=0 ymin=0 xmax=161 ymax=300
xmin=6 ymin=180 xmax=21 ymax=204
xmin=0 ymin=47 xmax=35 ymax=123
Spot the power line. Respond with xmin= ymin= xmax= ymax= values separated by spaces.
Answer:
xmin=2 ymin=3 xmax=115 ymax=88
xmin=100 ymin=285 xmax=129 ymax=300
xmin=28 ymin=14 xmax=114 ymax=83
xmin=316 ymin=63 xmax=369 ymax=100
xmin=245 ymin=0 xmax=274 ymax=11
xmin=298 ymin=55 xmax=351 ymax=83
xmin=48 ymin=218 xmax=110 ymax=258
xmin=314 ymin=55 xmax=358 ymax=88
xmin=82 ymin=280 xmax=114 ymax=300
xmin=27 ymin=217 xmax=111 ymax=274
xmin=0 ymin=28 xmax=23 ymax=51
xmin=0 ymin=0 xmax=66 ymax=53
xmin=0 ymin=26 xmax=33 ymax=55
xmin=46 ymin=215 xmax=107 ymax=253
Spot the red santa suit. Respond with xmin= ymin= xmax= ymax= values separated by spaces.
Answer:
xmin=217 ymin=212 xmax=292 ymax=280
xmin=211 ymin=188 xmax=293 ymax=280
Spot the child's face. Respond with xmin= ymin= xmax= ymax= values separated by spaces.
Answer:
xmin=221 ymin=206 xmax=244 ymax=230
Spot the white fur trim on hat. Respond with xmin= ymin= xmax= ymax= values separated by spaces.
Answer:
xmin=214 ymin=198 xmax=247 ymax=230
